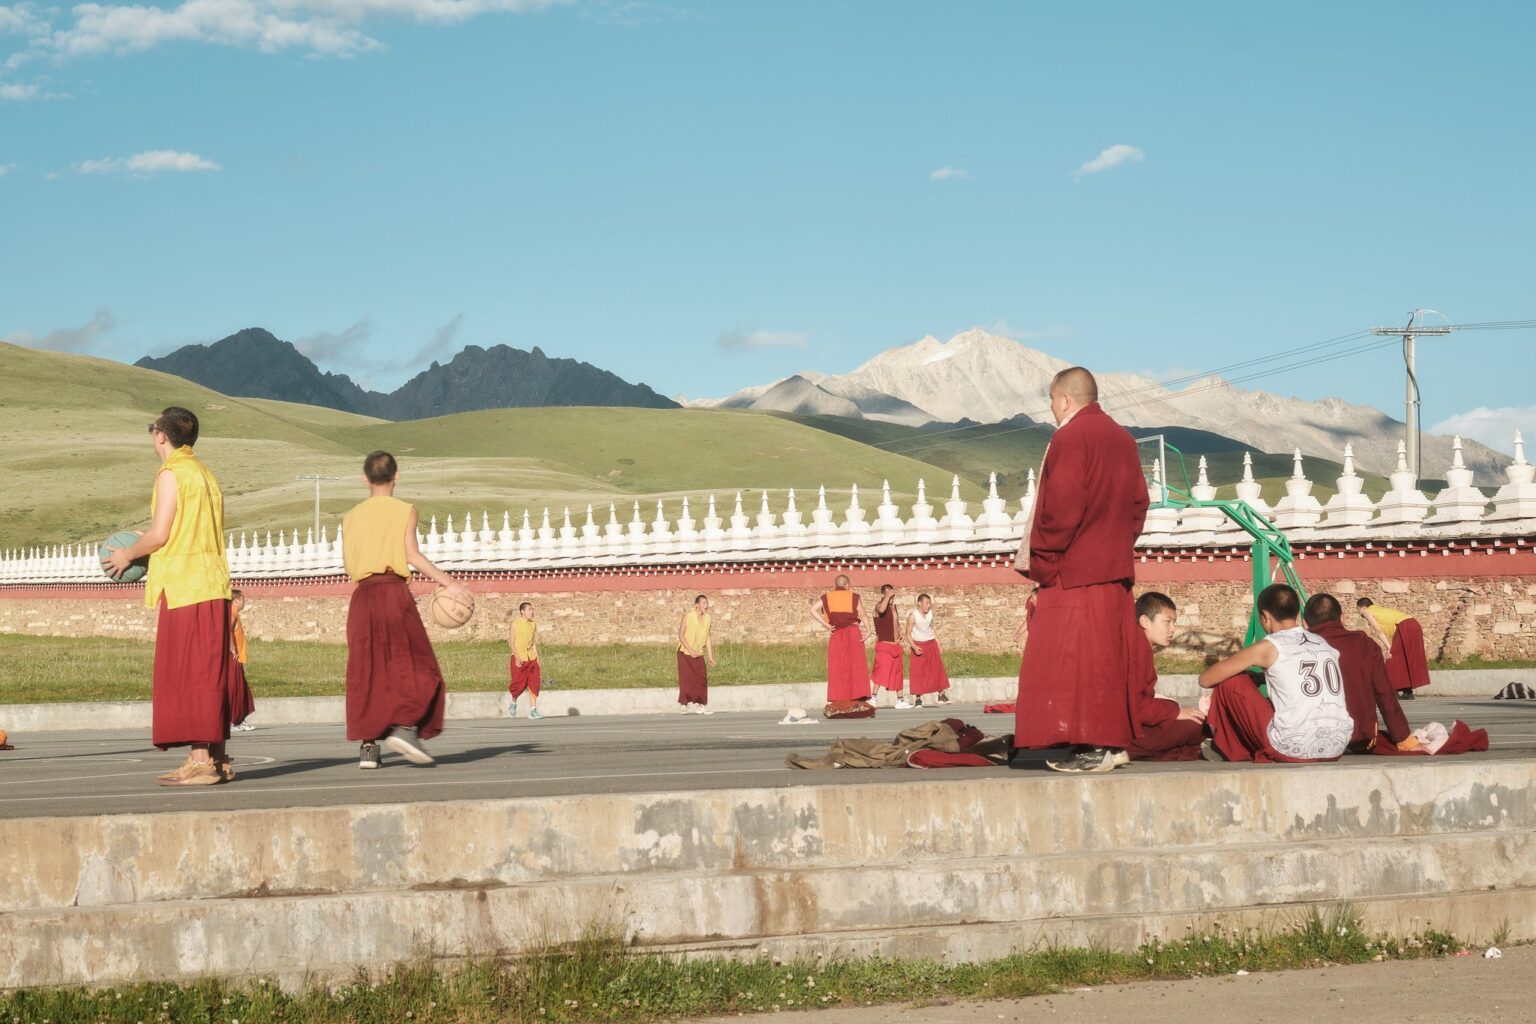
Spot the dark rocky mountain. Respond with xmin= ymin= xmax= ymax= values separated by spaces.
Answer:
xmin=136 ymin=328 xmax=678 ymax=420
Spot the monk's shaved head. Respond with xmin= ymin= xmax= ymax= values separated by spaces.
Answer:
xmin=834 ymin=574 xmax=850 ymax=589
xmin=1050 ymin=366 xmax=1098 ymax=405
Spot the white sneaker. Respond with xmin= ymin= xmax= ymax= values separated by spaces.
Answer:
xmin=233 ymin=721 xmax=255 ymax=732
xmin=381 ymin=728 xmax=435 ymax=766
xmin=893 ymin=699 xmax=915 ymax=710
xmin=696 ymin=705 xmax=715 ymax=716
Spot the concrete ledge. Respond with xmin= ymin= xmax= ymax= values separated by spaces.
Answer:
xmin=3 ymin=760 xmax=1535 ymax=989
xmin=6 ymin=669 xmax=1533 ymax=733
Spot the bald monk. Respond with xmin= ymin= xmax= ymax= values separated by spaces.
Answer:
xmin=103 ymin=406 xmax=235 ymax=787
xmin=811 ymin=574 xmax=872 ymax=703
xmin=1305 ymin=593 xmax=1414 ymax=752
xmin=342 ymin=450 xmax=473 ymax=769
xmin=1356 ymin=597 xmax=1431 ymax=699
xmin=1123 ymin=592 xmax=1205 ymax=762
xmin=1014 ymin=366 xmax=1150 ymax=773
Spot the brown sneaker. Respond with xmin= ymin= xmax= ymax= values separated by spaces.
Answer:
xmin=156 ymin=756 xmax=196 ymax=782
xmin=214 ymin=756 xmax=237 ymax=782
xmin=156 ymin=758 xmax=223 ymax=787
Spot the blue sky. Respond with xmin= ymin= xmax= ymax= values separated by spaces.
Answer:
xmin=2 ymin=1 xmax=1533 ymax=450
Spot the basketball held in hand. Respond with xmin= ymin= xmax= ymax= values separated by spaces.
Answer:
xmin=100 ymin=531 xmax=148 ymax=583
xmin=429 ymin=589 xmax=474 ymax=629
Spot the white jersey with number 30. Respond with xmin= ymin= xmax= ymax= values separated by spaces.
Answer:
xmin=1264 ymin=626 xmax=1354 ymax=760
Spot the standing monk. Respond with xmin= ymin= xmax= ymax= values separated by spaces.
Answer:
xmin=1355 ymin=597 xmax=1431 ymax=699
xmin=1014 ymin=367 xmax=1150 ymax=773
xmin=677 ymin=594 xmax=717 ymax=714
xmin=342 ymin=451 xmax=472 ymax=769
xmin=103 ymin=407 xmax=234 ymax=787
xmin=870 ymin=584 xmax=910 ymax=709
xmin=509 ymin=602 xmax=544 ymax=720
xmin=906 ymin=594 xmax=952 ymax=708
xmin=811 ymin=575 xmax=871 ymax=703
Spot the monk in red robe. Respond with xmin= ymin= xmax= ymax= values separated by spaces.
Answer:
xmin=1014 ymin=367 xmax=1150 ymax=772
xmin=1305 ymin=593 xmax=1415 ymax=752
xmin=869 ymin=584 xmax=910 ymax=708
xmin=1356 ymin=597 xmax=1431 ymax=698
xmin=1123 ymin=592 xmax=1205 ymax=762
xmin=811 ymin=575 xmax=871 ymax=703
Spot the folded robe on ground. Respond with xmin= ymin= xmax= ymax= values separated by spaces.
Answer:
xmin=1370 ymin=719 xmax=1488 ymax=756
xmin=786 ymin=718 xmax=982 ymax=769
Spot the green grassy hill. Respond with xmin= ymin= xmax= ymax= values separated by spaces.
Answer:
xmin=0 ymin=345 xmax=983 ymax=547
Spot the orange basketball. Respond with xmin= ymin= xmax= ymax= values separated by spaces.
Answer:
xmin=0 ymin=728 xmax=9 ymax=748
xmin=429 ymin=589 xmax=473 ymax=629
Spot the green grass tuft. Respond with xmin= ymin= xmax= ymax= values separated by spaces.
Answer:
xmin=0 ymin=912 xmax=1479 ymax=1023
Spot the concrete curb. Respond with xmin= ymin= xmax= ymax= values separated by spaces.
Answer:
xmin=4 ymin=669 xmax=1533 ymax=734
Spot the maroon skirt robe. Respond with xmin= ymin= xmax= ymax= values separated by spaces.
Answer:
xmin=152 ymin=597 xmax=232 ymax=749
xmin=345 ymin=574 xmax=447 ymax=742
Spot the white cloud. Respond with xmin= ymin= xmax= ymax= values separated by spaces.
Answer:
xmin=0 ymin=162 xmax=14 ymax=175
xmin=76 ymin=149 xmax=221 ymax=174
xmin=718 ymin=327 xmax=809 ymax=352
xmin=929 ymin=166 xmax=969 ymax=181
xmin=1074 ymin=143 xmax=1144 ymax=178
xmin=0 ymin=3 xmax=49 ymax=36
xmin=1430 ymin=407 xmax=1536 ymax=457
xmin=295 ymin=317 xmax=373 ymax=363
xmin=408 ymin=311 xmax=463 ymax=367
xmin=0 ymin=80 xmax=36 ymax=99
xmin=3 ymin=309 xmax=118 ymax=353
xmin=5 ymin=0 xmax=567 ymax=64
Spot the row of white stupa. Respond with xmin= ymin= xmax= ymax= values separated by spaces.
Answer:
xmin=3 ymin=433 xmax=1534 ymax=585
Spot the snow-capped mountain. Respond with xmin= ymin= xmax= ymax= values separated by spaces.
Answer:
xmin=688 ymin=328 xmax=1507 ymax=480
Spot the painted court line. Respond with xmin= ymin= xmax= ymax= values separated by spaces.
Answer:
xmin=0 ymin=765 xmax=793 ymax=805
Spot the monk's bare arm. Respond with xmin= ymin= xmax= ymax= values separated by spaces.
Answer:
xmin=404 ymin=507 xmax=474 ymax=606
xmin=705 ymin=635 xmax=716 ymax=667
xmin=1197 ymin=639 xmax=1278 ymax=688
xmin=1359 ymin=613 xmax=1391 ymax=655
xmin=104 ymin=471 xmax=177 ymax=576
xmin=810 ymin=599 xmax=831 ymax=631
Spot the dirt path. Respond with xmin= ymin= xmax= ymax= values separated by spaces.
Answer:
xmin=699 ymin=945 xmax=1533 ymax=1024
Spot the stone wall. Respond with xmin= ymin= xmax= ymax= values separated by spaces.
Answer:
xmin=3 ymin=575 xmax=1534 ymax=661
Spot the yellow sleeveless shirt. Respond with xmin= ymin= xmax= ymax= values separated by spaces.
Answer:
xmin=145 ymin=446 xmax=232 ymax=609
xmin=679 ymin=609 xmax=711 ymax=654
xmin=343 ymin=494 xmax=413 ymax=581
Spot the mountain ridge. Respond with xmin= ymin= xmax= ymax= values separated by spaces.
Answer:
xmin=136 ymin=328 xmax=679 ymax=420
xmin=690 ymin=327 xmax=1508 ymax=480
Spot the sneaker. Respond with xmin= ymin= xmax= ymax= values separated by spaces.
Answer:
xmin=893 ymin=699 xmax=915 ymax=710
xmin=695 ymin=705 xmax=715 ymax=716
xmin=681 ymin=703 xmax=696 ymax=714
xmin=381 ymin=728 xmax=435 ymax=766
xmin=1200 ymin=739 xmax=1228 ymax=762
xmin=504 ymin=696 xmax=518 ymax=718
xmin=935 ymin=693 xmax=952 ymax=705
xmin=358 ymin=741 xmax=382 ymax=770
xmin=1397 ymin=689 xmax=1416 ymax=701
xmin=1044 ymin=747 xmax=1117 ymax=774
xmin=214 ymin=755 xmax=237 ymax=782
xmin=156 ymin=757 xmax=222 ymax=787
xmin=528 ymin=707 xmax=543 ymax=721
xmin=1110 ymin=750 xmax=1131 ymax=769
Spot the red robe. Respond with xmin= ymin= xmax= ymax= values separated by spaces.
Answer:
xmin=823 ymin=591 xmax=871 ymax=702
xmin=676 ymin=651 xmax=708 ymax=705
xmin=1309 ymin=619 xmax=1410 ymax=748
xmin=870 ymin=602 xmax=904 ymax=692
xmin=509 ymin=658 xmax=542 ymax=699
xmin=153 ymin=597 xmax=232 ymax=750
xmin=345 ymin=574 xmax=447 ymax=742
xmin=1385 ymin=617 xmax=1431 ymax=690
xmin=1206 ymin=674 xmax=1337 ymax=764
xmin=909 ymin=640 xmax=950 ymax=696
xmin=1014 ymin=403 xmax=1150 ymax=749
xmin=1123 ymin=638 xmax=1202 ymax=761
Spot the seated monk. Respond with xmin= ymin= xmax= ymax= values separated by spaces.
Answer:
xmin=1123 ymin=592 xmax=1205 ymax=763
xmin=1303 ymin=593 xmax=1416 ymax=753
xmin=1197 ymin=583 xmax=1354 ymax=763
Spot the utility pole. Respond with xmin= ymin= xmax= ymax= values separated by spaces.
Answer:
xmin=1371 ymin=310 xmax=1454 ymax=486
xmin=295 ymin=475 xmax=343 ymax=543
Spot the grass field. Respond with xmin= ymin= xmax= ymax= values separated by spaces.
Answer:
xmin=0 ymin=634 xmax=1025 ymax=704
xmin=2 ymin=633 xmax=1525 ymax=705
xmin=0 ymin=344 xmax=982 ymax=547
xmin=0 ymin=910 xmax=1469 ymax=1024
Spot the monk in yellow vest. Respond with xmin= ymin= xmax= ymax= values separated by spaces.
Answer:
xmin=1356 ymin=597 xmax=1431 ymax=699
xmin=342 ymin=450 xmax=473 ymax=769
xmin=103 ymin=407 xmax=234 ymax=787
xmin=677 ymin=594 xmax=716 ymax=714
